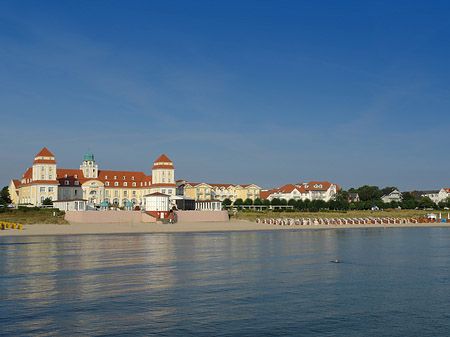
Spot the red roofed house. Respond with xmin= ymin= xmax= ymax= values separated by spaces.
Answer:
xmin=11 ymin=148 xmax=176 ymax=208
xmin=261 ymin=181 xmax=340 ymax=202
xmin=438 ymin=188 xmax=450 ymax=203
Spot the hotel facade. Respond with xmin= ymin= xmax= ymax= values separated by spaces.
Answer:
xmin=10 ymin=148 xmax=176 ymax=207
xmin=178 ymin=181 xmax=261 ymax=202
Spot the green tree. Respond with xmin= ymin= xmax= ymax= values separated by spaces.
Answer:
xmin=419 ymin=196 xmax=436 ymax=209
xmin=222 ymin=198 xmax=232 ymax=207
xmin=42 ymin=197 xmax=53 ymax=206
xmin=287 ymin=199 xmax=297 ymax=207
xmin=0 ymin=186 xmax=11 ymax=205
xmin=271 ymin=198 xmax=282 ymax=206
xmin=356 ymin=185 xmax=381 ymax=202
xmin=243 ymin=198 xmax=253 ymax=205
xmin=253 ymin=198 xmax=262 ymax=206
xmin=234 ymin=198 xmax=244 ymax=206
xmin=262 ymin=199 xmax=271 ymax=207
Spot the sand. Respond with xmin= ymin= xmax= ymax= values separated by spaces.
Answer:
xmin=1 ymin=220 xmax=450 ymax=237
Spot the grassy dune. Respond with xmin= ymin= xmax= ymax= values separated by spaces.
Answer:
xmin=0 ymin=208 xmax=67 ymax=224
xmin=230 ymin=209 xmax=444 ymax=222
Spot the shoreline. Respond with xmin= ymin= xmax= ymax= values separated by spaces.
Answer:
xmin=1 ymin=220 xmax=450 ymax=237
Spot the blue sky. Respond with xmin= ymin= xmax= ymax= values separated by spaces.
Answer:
xmin=1 ymin=1 xmax=449 ymax=191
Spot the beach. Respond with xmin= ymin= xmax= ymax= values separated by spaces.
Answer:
xmin=1 ymin=220 xmax=450 ymax=236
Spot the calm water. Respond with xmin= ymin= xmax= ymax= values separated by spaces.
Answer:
xmin=1 ymin=227 xmax=450 ymax=336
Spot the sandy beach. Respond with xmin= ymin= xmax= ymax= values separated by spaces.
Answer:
xmin=1 ymin=220 xmax=450 ymax=237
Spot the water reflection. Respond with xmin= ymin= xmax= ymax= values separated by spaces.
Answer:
xmin=1 ymin=228 xmax=450 ymax=335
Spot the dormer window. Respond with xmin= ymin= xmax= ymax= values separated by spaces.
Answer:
xmin=114 ymin=176 xmax=117 ymax=180
xmin=132 ymin=176 xmax=135 ymax=180
xmin=65 ymin=181 xmax=69 ymax=185
xmin=105 ymin=175 xmax=108 ymax=179
xmin=123 ymin=176 xmax=126 ymax=180
xmin=132 ymin=182 xmax=136 ymax=186
xmin=65 ymin=174 xmax=68 ymax=178
xmin=114 ymin=182 xmax=118 ymax=186
xmin=74 ymin=175 xmax=78 ymax=178
xmin=106 ymin=182 xmax=110 ymax=186
xmin=75 ymin=181 xmax=79 ymax=186
xmin=124 ymin=182 xmax=128 ymax=187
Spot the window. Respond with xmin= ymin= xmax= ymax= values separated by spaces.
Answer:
xmin=162 ymin=189 xmax=166 ymax=194
xmin=163 ymin=178 xmax=165 ymax=182
xmin=74 ymin=175 xmax=78 ymax=178
xmin=114 ymin=176 xmax=117 ymax=180
xmin=123 ymin=176 xmax=126 ymax=180
xmin=105 ymin=182 xmax=110 ymax=186
xmin=64 ymin=189 xmax=69 ymax=196
xmin=49 ymin=187 xmax=54 ymax=192
xmin=75 ymin=181 xmax=79 ymax=186
xmin=114 ymin=191 xmax=119 ymax=197
xmin=132 ymin=176 xmax=135 ymax=180
xmin=167 ymin=189 xmax=172 ymax=194
xmin=105 ymin=190 xmax=110 ymax=197
xmin=49 ymin=174 xmax=52 ymax=179
xmin=124 ymin=182 xmax=127 ymax=187
xmin=49 ymin=167 xmax=52 ymax=172
xmin=41 ymin=174 xmax=44 ymax=179
xmin=65 ymin=181 xmax=69 ymax=185
xmin=124 ymin=191 xmax=127 ymax=197
xmin=132 ymin=191 xmax=136 ymax=196
xmin=105 ymin=175 xmax=108 ymax=179
xmin=64 ymin=174 xmax=68 ymax=178
xmin=114 ymin=182 xmax=118 ymax=186
xmin=132 ymin=182 xmax=136 ymax=187
xmin=40 ymin=187 xmax=45 ymax=192
xmin=74 ymin=190 xmax=78 ymax=196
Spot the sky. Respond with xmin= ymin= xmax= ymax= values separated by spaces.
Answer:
xmin=1 ymin=0 xmax=449 ymax=191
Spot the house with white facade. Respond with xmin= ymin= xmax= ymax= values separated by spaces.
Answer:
xmin=381 ymin=189 xmax=403 ymax=203
xmin=261 ymin=181 xmax=340 ymax=202
xmin=438 ymin=188 xmax=450 ymax=203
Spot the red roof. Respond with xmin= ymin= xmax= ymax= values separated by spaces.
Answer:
xmin=154 ymin=154 xmax=172 ymax=163
xmin=12 ymin=179 xmax=21 ymax=188
xmin=35 ymin=147 xmax=55 ymax=158
xmin=260 ymin=190 xmax=274 ymax=199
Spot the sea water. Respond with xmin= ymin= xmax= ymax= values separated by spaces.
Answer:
xmin=1 ymin=227 xmax=450 ymax=336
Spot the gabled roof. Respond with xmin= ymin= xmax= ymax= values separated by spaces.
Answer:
xmin=154 ymin=154 xmax=172 ymax=163
xmin=12 ymin=179 xmax=21 ymax=188
xmin=260 ymin=190 xmax=274 ymax=199
xmin=35 ymin=147 xmax=55 ymax=158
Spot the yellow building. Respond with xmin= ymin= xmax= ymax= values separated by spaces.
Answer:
xmin=179 ymin=181 xmax=261 ymax=203
xmin=11 ymin=148 xmax=176 ymax=207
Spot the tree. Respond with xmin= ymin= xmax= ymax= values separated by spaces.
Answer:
xmin=253 ymin=198 xmax=262 ymax=206
xmin=0 ymin=186 xmax=11 ymax=205
xmin=356 ymin=185 xmax=381 ymax=202
xmin=270 ymin=198 xmax=282 ymax=206
xmin=287 ymin=199 xmax=297 ymax=207
xmin=262 ymin=199 xmax=271 ymax=207
xmin=222 ymin=198 xmax=232 ymax=207
xmin=234 ymin=198 xmax=244 ymax=206
xmin=243 ymin=198 xmax=253 ymax=205
xmin=42 ymin=197 xmax=53 ymax=206
xmin=419 ymin=196 xmax=436 ymax=209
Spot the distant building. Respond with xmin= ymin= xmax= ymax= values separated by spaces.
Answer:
xmin=381 ymin=189 xmax=403 ymax=203
xmin=348 ymin=193 xmax=360 ymax=202
xmin=10 ymin=147 xmax=176 ymax=207
xmin=438 ymin=188 xmax=450 ymax=203
xmin=178 ymin=181 xmax=261 ymax=203
xmin=421 ymin=190 xmax=440 ymax=203
xmin=261 ymin=181 xmax=340 ymax=202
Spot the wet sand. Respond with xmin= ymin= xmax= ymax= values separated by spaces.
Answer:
xmin=1 ymin=220 xmax=450 ymax=236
